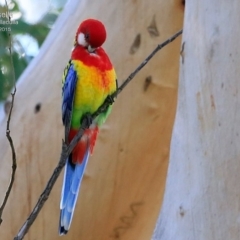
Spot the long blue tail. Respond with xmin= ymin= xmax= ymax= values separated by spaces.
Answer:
xmin=59 ymin=146 xmax=90 ymax=235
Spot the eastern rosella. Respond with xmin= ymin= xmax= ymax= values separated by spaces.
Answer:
xmin=59 ymin=19 xmax=117 ymax=235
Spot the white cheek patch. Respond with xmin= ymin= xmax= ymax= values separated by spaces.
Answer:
xmin=77 ymin=33 xmax=88 ymax=47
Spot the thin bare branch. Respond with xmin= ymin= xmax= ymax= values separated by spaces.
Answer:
xmin=0 ymin=0 xmax=17 ymax=225
xmin=13 ymin=29 xmax=182 ymax=240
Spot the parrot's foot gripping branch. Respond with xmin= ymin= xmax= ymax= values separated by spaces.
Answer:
xmin=81 ymin=113 xmax=93 ymax=128
xmin=106 ymin=95 xmax=115 ymax=105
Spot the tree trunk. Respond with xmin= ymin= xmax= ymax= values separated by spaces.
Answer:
xmin=153 ymin=1 xmax=240 ymax=239
xmin=0 ymin=0 xmax=183 ymax=239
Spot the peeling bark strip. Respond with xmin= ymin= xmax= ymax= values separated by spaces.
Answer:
xmin=180 ymin=41 xmax=185 ymax=64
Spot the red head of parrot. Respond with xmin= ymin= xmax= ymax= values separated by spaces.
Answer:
xmin=75 ymin=19 xmax=107 ymax=50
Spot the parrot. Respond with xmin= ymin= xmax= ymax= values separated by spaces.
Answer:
xmin=59 ymin=19 xmax=117 ymax=235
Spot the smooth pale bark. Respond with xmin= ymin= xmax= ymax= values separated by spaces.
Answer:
xmin=0 ymin=0 xmax=183 ymax=239
xmin=153 ymin=1 xmax=240 ymax=240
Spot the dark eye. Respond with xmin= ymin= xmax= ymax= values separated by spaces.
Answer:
xmin=85 ymin=33 xmax=89 ymax=40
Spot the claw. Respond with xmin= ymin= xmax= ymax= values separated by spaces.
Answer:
xmin=81 ymin=113 xmax=93 ymax=128
xmin=106 ymin=95 xmax=114 ymax=105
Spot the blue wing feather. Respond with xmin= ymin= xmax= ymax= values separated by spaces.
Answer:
xmin=62 ymin=62 xmax=77 ymax=127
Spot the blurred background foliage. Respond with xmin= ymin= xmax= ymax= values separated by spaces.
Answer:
xmin=0 ymin=0 xmax=66 ymax=101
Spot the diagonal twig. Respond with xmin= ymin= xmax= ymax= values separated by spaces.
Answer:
xmin=0 ymin=0 xmax=17 ymax=225
xmin=13 ymin=29 xmax=182 ymax=240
